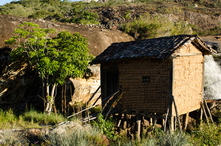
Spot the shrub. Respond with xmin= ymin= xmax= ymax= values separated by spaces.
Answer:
xmin=121 ymin=14 xmax=192 ymax=39
xmin=91 ymin=113 xmax=117 ymax=141
xmin=66 ymin=6 xmax=100 ymax=25
xmin=49 ymin=124 xmax=109 ymax=146
xmin=28 ymin=10 xmax=53 ymax=19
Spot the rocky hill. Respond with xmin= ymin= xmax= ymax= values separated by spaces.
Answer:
xmin=0 ymin=15 xmax=134 ymax=56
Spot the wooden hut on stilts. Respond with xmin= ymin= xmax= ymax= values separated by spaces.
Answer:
xmin=91 ymin=35 xmax=216 ymax=139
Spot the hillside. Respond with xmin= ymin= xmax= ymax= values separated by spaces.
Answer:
xmin=1 ymin=0 xmax=221 ymax=39
xmin=0 ymin=15 xmax=134 ymax=56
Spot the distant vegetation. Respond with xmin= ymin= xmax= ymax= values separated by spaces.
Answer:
xmin=0 ymin=0 xmax=100 ymax=25
xmin=121 ymin=14 xmax=192 ymax=39
xmin=1 ymin=0 xmax=221 ymax=38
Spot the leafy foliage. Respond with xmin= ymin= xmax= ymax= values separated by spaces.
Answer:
xmin=6 ymin=22 xmax=93 ymax=85
xmin=63 ymin=3 xmax=99 ymax=25
xmin=191 ymin=122 xmax=221 ymax=145
xmin=6 ymin=22 xmax=93 ymax=114
xmin=121 ymin=14 xmax=192 ymax=39
xmin=91 ymin=113 xmax=117 ymax=141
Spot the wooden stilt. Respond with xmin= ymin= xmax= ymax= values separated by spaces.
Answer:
xmin=153 ymin=117 xmax=157 ymax=131
xmin=200 ymin=108 xmax=203 ymax=121
xmin=136 ymin=115 xmax=141 ymax=141
xmin=170 ymin=116 xmax=174 ymax=132
xmin=141 ymin=116 xmax=144 ymax=139
xmin=174 ymin=116 xmax=177 ymax=131
xmin=164 ymin=100 xmax=171 ymax=132
xmin=173 ymin=96 xmax=182 ymax=133
xmin=201 ymin=102 xmax=209 ymax=125
xmin=150 ymin=118 xmax=153 ymax=125
xmin=184 ymin=112 xmax=189 ymax=131
xmin=203 ymin=97 xmax=214 ymax=124
xmin=162 ymin=119 xmax=165 ymax=128
xmin=200 ymin=108 xmax=203 ymax=130
xmin=169 ymin=100 xmax=175 ymax=132
xmin=123 ymin=114 xmax=127 ymax=129
xmin=117 ymin=113 xmax=122 ymax=127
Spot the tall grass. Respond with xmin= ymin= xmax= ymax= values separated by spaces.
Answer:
xmin=23 ymin=108 xmax=65 ymax=125
xmin=0 ymin=108 xmax=65 ymax=129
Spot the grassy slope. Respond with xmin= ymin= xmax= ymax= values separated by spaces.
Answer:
xmin=1 ymin=0 xmax=221 ymax=38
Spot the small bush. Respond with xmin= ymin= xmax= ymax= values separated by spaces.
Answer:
xmin=66 ymin=6 xmax=100 ymax=25
xmin=91 ymin=113 xmax=117 ymax=141
xmin=90 ymin=106 xmax=102 ymax=114
xmin=49 ymin=125 xmax=109 ymax=146
xmin=28 ymin=10 xmax=54 ymax=19
xmin=121 ymin=14 xmax=192 ymax=39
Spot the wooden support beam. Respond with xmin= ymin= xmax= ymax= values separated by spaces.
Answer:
xmin=164 ymin=100 xmax=171 ymax=132
xmin=169 ymin=115 xmax=174 ymax=132
xmin=117 ymin=113 xmax=122 ymax=127
xmin=123 ymin=114 xmax=127 ymax=129
xmin=203 ymin=97 xmax=214 ymax=124
xmin=169 ymin=100 xmax=175 ymax=132
xmin=174 ymin=116 xmax=177 ymax=131
xmin=162 ymin=119 xmax=165 ymax=129
xmin=136 ymin=115 xmax=141 ymax=141
xmin=173 ymin=96 xmax=182 ymax=133
xmin=153 ymin=117 xmax=157 ymax=130
xmin=184 ymin=112 xmax=189 ymax=131
xmin=150 ymin=118 xmax=153 ymax=126
xmin=200 ymin=108 xmax=203 ymax=121
xmin=201 ymin=102 xmax=210 ymax=125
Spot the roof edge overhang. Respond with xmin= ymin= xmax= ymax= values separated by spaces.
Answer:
xmin=192 ymin=35 xmax=217 ymax=55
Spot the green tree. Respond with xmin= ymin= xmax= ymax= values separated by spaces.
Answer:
xmin=5 ymin=22 xmax=93 ymax=114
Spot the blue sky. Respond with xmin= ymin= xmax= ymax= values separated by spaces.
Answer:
xmin=0 ymin=0 xmax=15 ymax=5
xmin=0 ymin=0 xmax=79 ymax=6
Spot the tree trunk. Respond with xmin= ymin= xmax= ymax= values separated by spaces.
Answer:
xmin=47 ymin=83 xmax=56 ymax=115
xmin=45 ymin=77 xmax=50 ymax=112
xmin=42 ymin=78 xmax=45 ymax=112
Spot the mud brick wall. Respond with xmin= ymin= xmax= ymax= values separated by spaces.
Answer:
xmin=172 ymin=43 xmax=203 ymax=115
xmin=118 ymin=59 xmax=171 ymax=113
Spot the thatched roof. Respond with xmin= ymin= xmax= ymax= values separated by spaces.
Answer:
xmin=92 ymin=35 xmax=216 ymax=64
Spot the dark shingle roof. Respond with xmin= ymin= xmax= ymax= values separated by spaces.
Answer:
xmin=92 ymin=35 xmax=215 ymax=64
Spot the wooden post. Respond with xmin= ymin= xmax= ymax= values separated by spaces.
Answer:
xmin=184 ymin=112 xmax=189 ymax=131
xmin=150 ymin=118 xmax=153 ymax=125
xmin=162 ymin=119 xmax=165 ymax=128
xmin=123 ymin=114 xmax=127 ymax=129
xmin=173 ymin=96 xmax=182 ymax=133
xmin=169 ymin=100 xmax=175 ymax=132
xmin=117 ymin=113 xmax=122 ymax=127
xmin=153 ymin=117 xmax=157 ymax=130
xmin=170 ymin=116 xmax=174 ymax=132
xmin=136 ymin=115 xmax=141 ymax=141
xmin=203 ymin=97 xmax=214 ymax=124
xmin=141 ymin=116 xmax=144 ymax=139
xmin=200 ymin=108 xmax=203 ymax=121
xmin=201 ymin=102 xmax=209 ymax=125
xmin=175 ymin=116 xmax=178 ymax=131
xmin=200 ymin=108 xmax=203 ymax=130
xmin=164 ymin=100 xmax=171 ymax=132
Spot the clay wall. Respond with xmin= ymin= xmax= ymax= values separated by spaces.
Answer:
xmin=172 ymin=43 xmax=203 ymax=115
xmin=118 ymin=59 xmax=171 ymax=113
